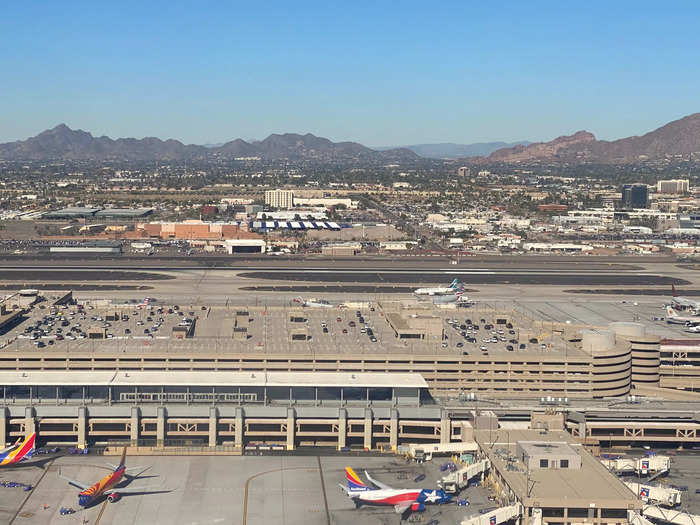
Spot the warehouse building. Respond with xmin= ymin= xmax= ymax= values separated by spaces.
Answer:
xmin=224 ymin=239 xmax=266 ymax=254
xmin=49 ymin=241 xmax=122 ymax=254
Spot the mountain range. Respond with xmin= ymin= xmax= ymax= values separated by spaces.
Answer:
xmin=0 ymin=125 xmax=417 ymax=162
xmin=2 ymin=113 xmax=700 ymax=163
xmin=376 ymin=141 xmax=531 ymax=159
xmin=484 ymin=113 xmax=700 ymax=163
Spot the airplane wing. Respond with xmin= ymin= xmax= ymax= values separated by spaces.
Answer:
xmin=106 ymin=464 xmax=151 ymax=478
xmin=104 ymin=486 xmax=169 ymax=496
xmin=364 ymin=470 xmax=393 ymax=491
xmin=394 ymin=502 xmax=412 ymax=514
xmin=58 ymin=469 xmax=90 ymax=491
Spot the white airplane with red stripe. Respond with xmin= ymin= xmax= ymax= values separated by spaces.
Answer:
xmin=339 ymin=467 xmax=451 ymax=515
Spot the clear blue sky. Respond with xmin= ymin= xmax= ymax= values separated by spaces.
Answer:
xmin=2 ymin=1 xmax=699 ymax=146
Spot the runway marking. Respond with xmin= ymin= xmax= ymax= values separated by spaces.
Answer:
xmin=316 ymin=456 xmax=331 ymax=525
xmin=242 ymin=466 xmax=316 ymax=525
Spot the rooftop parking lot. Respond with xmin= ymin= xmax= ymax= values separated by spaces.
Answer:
xmin=0 ymin=299 xmax=585 ymax=359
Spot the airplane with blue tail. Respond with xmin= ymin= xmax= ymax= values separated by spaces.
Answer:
xmin=339 ymin=466 xmax=451 ymax=515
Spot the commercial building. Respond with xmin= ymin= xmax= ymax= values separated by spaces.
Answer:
xmin=475 ymin=428 xmax=641 ymax=525
xmin=43 ymin=207 xmax=153 ymax=219
xmin=224 ymin=239 xmax=266 ymax=254
xmin=43 ymin=207 xmax=101 ymax=219
xmin=657 ymin=179 xmax=689 ymax=194
xmin=265 ymin=189 xmax=294 ymax=209
xmin=136 ymin=221 xmax=260 ymax=241
xmin=458 ymin=166 xmax=471 ymax=177
xmin=48 ymin=241 xmax=122 ymax=254
xmin=621 ymin=184 xmax=649 ymax=209
xmin=321 ymin=244 xmax=358 ymax=256
xmin=94 ymin=208 xmax=154 ymax=219
xmin=293 ymin=197 xmax=356 ymax=209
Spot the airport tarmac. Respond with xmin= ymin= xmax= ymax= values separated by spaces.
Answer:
xmin=0 ymin=454 xmax=490 ymax=525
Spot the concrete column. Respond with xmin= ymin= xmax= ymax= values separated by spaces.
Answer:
xmin=77 ymin=406 xmax=87 ymax=449
xmin=130 ymin=407 xmax=140 ymax=446
xmin=390 ymin=408 xmax=399 ymax=451
xmin=156 ymin=406 xmax=166 ymax=447
xmin=440 ymin=409 xmax=450 ymax=445
xmin=234 ymin=407 xmax=244 ymax=448
xmin=0 ymin=407 xmax=8 ymax=448
xmin=286 ymin=408 xmax=295 ymax=451
xmin=579 ymin=421 xmax=587 ymax=438
xmin=337 ymin=408 xmax=347 ymax=450
xmin=24 ymin=407 xmax=36 ymax=437
xmin=363 ymin=408 xmax=373 ymax=450
xmin=208 ymin=407 xmax=218 ymax=447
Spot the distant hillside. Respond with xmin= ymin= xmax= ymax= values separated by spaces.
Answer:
xmin=375 ymin=141 xmax=531 ymax=159
xmin=485 ymin=113 xmax=700 ymax=163
xmin=0 ymin=125 xmax=418 ymax=162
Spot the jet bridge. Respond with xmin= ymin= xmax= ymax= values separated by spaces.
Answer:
xmin=460 ymin=504 xmax=522 ymax=525
xmin=642 ymin=505 xmax=700 ymax=525
xmin=624 ymin=482 xmax=681 ymax=507
xmin=438 ymin=458 xmax=490 ymax=494
xmin=600 ymin=455 xmax=671 ymax=477
xmin=628 ymin=510 xmax=657 ymax=525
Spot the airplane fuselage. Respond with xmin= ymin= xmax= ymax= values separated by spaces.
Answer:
xmin=354 ymin=488 xmax=421 ymax=507
xmin=78 ymin=466 xmax=125 ymax=507
xmin=414 ymin=287 xmax=453 ymax=296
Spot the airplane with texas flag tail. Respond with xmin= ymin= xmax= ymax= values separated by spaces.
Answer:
xmin=339 ymin=467 xmax=451 ymax=515
xmin=0 ymin=432 xmax=36 ymax=467
xmin=59 ymin=447 xmax=165 ymax=507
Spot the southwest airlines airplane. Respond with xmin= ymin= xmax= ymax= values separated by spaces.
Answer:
xmin=0 ymin=432 xmax=36 ymax=467
xmin=59 ymin=448 xmax=162 ymax=507
xmin=340 ymin=467 xmax=451 ymax=514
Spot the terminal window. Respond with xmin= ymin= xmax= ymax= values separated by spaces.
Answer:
xmin=560 ymin=459 xmax=569 ymax=468
xmin=539 ymin=459 xmax=548 ymax=468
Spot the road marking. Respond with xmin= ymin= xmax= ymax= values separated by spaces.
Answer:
xmin=242 ymin=466 xmax=316 ymax=525
xmin=94 ymin=500 xmax=108 ymax=525
xmin=316 ymin=456 xmax=331 ymax=525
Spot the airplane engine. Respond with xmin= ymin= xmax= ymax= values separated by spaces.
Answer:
xmin=411 ymin=502 xmax=425 ymax=512
xmin=107 ymin=493 xmax=120 ymax=503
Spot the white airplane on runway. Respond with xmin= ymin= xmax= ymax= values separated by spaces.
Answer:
xmin=414 ymin=279 xmax=460 ymax=296
xmin=665 ymin=306 xmax=700 ymax=326
xmin=293 ymin=297 xmax=335 ymax=308
xmin=686 ymin=325 xmax=700 ymax=333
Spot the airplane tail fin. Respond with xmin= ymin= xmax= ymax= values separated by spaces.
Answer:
xmin=345 ymin=467 xmax=371 ymax=492
xmin=672 ymin=284 xmax=677 ymax=297
xmin=449 ymin=279 xmax=459 ymax=289
xmin=8 ymin=432 xmax=35 ymax=463
xmin=456 ymin=283 xmax=465 ymax=297
xmin=117 ymin=447 xmax=127 ymax=470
